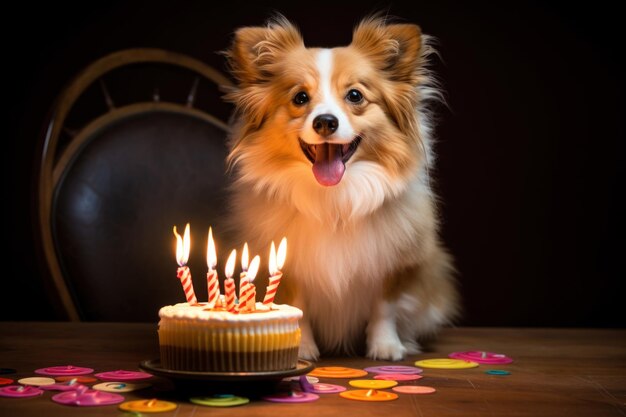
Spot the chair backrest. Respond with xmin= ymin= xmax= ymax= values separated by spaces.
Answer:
xmin=37 ymin=49 xmax=234 ymax=322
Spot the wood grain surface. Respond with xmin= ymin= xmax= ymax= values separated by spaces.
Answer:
xmin=0 ymin=323 xmax=624 ymax=416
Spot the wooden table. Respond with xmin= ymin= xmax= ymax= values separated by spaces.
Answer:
xmin=0 ymin=323 xmax=624 ymax=416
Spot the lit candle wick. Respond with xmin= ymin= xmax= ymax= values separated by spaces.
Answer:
xmin=241 ymin=242 xmax=249 ymax=273
xmin=206 ymin=227 xmax=220 ymax=307
xmin=264 ymin=238 xmax=286 ymax=306
xmin=146 ymin=398 xmax=157 ymax=407
xmin=173 ymin=224 xmax=197 ymax=304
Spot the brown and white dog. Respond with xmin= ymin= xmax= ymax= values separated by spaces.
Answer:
xmin=224 ymin=16 xmax=459 ymax=360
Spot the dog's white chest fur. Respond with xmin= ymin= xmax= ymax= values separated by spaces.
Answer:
xmin=233 ymin=176 xmax=436 ymax=354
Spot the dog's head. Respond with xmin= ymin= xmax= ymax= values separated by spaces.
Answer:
xmin=225 ymin=16 xmax=437 ymax=221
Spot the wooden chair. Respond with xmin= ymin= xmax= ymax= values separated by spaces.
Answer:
xmin=36 ymin=49 xmax=234 ymax=321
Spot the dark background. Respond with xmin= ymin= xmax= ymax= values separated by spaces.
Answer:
xmin=3 ymin=1 xmax=624 ymax=326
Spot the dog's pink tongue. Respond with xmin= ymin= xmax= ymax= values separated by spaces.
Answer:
xmin=312 ymin=143 xmax=345 ymax=186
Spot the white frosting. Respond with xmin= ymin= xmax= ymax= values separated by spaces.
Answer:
xmin=159 ymin=302 xmax=302 ymax=323
xmin=158 ymin=302 xmax=302 ymax=355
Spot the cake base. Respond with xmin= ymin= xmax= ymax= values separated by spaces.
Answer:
xmin=160 ymin=346 xmax=299 ymax=372
xmin=158 ymin=302 xmax=303 ymax=373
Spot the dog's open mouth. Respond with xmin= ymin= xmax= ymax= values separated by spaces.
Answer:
xmin=299 ymin=137 xmax=362 ymax=186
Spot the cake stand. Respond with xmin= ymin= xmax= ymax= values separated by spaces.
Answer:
xmin=139 ymin=359 xmax=314 ymax=396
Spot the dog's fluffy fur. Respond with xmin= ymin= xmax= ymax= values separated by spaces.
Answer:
xmin=224 ymin=16 xmax=459 ymax=361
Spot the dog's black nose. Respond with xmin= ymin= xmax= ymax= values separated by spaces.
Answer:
xmin=312 ymin=114 xmax=338 ymax=137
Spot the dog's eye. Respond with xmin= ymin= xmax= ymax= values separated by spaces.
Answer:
xmin=292 ymin=91 xmax=310 ymax=106
xmin=346 ymin=89 xmax=364 ymax=104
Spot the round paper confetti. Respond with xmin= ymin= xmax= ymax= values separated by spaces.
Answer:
xmin=190 ymin=395 xmax=250 ymax=407
xmin=18 ymin=377 xmax=56 ymax=386
xmin=56 ymin=376 xmax=97 ymax=384
xmin=392 ymin=386 xmax=436 ymax=394
xmin=449 ymin=351 xmax=513 ymax=364
xmin=35 ymin=366 xmax=94 ymax=376
xmin=52 ymin=389 xmax=124 ymax=406
xmin=308 ymin=383 xmax=347 ymax=394
xmin=298 ymin=374 xmax=346 ymax=394
xmin=119 ymin=399 xmax=178 ymax=413
xmin=415 ymin=358 xmax=479 ymax=369
xmin=374 ymin=373 xmax=423 ymax=381
xmin=263 ymin=391 xmax=319 ymax=403
xmin=364 ymin=365 xmax=423 ymax=375
xmin=0 ymin=377 xmax=13 ymax=385
xmin=308 ymin=366 xmax=368 ymax=378
xmin=40 ymin=381 xmax=86 ymax=391
xmin=284 ymin=375 xmax=319 ymax=383
xmin=485 ymin=370 xmax=511 ymax=375
xmin=95 ymin=370 xmax=152 ymax=381
xmin=0 ymin=385 xmax=44 ymax=398
xmin=340 ymin=389 xmax=398 ymax=402
xmin=349 ymin=379 xmax=397 ymax=389
xmin=0 ymin=368 xmax=16 ymax=375
xmin=93 ymin=382 xmax=151 ymax=393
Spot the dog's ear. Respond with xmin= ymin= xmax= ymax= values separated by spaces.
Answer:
xmin=351 ymin=18 xmax=422 ymax=84
xmin=226 ymin=17 xmax=304 ymax=86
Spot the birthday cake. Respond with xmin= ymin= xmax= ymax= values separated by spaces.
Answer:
xmin=158 ymin=302 xmax=302 ymax=372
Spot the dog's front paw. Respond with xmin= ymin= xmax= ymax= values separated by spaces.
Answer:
xmin=367 ymin=337 xmax=407 ymax=361
xmin=299 ymin=338 xmax=320 ymax=361
xmin=366 ymin=302 xmax=407 ymax=361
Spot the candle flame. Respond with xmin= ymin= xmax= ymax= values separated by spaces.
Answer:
xmin=269 ymin=241 xmax=276 ymax=275
xmin=241 ymin=242 xmax=249 ymax=272
xmin=173 ymin=223 xmax=190 ymax=266
xmin=207 ymin=227 xmax=217 ymax=270
xmin=225 ymin=249 xmax=237 ymax=279
xmin=277 ymin=237 xmax=287 ymax=270
xmin=269 ymin=239 xmax=287 ymax=275
xmin=247 ymin=255 xmax=260 ymax=282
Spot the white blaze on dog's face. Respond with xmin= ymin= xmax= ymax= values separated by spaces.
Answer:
xmin=226 ymin=17 xmax=429 ymax=218
xmin=296 ymin=48 xmax=360 ymax=186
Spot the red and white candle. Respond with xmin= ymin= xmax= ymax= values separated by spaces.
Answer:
xmin=206 ymin=227 xmax=220 ymax=308
xmin=242 ymin=255 xmax=260 ymax=312
xmin=173 ymin=224 xmax=197 ymax=304
xmin=264 ymin=238 xmax=287 ymax=306
xmin=238 ymin=243 xmax=250 ymax=309
xmin=224 ymin=249 xmax=237 ymax=313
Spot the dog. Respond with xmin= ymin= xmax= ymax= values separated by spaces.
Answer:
xmin=224 ymin=15 xmax=459 ymax=361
